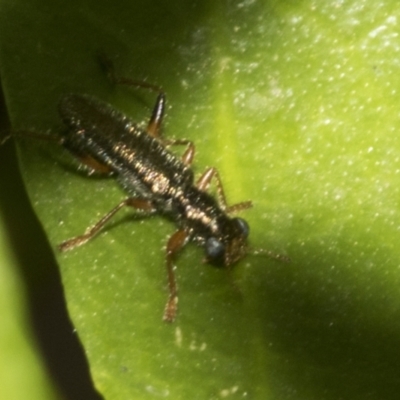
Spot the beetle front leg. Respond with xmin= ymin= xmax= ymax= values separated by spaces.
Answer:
xmin=163 ymin=229 xmax=189 ymax=322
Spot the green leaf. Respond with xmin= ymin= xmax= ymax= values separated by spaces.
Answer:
xmin=0 ymin=175 xmax=58 ymax=399
xmin=2 ymin=0 xmax=400 ymax=399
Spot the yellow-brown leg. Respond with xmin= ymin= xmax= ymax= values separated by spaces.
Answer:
xmin=163 ymin=229 xmax=189 ymax=322
xmin=196 ymin=167 xmax=252 ymax=213
xmin=58 ymin=198 xmax=154 ymax=252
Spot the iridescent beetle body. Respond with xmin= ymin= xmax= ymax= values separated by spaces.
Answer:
xmin=1 ymin=59 xmax=288 ymax=322
xmin=57 ymin=73 xmax=252 ymax=321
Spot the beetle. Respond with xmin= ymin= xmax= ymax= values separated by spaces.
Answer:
xmin=3 ymin=59 xmax=287 ymax=321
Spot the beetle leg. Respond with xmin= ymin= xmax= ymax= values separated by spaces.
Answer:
xmin=58 ymin=198 xmax=155 ymax=252
xmin=196 ymin=167 xmax=252 ymax=213
xmin=225 ymin=200 xmax=252 ymax=214
xmin=98 ymin=54 xmax=166 ymax=138
xmin=163 ymin=229 xmax=189 ymax=322
xmin=146 ymin=100 xmax=196 ymax=165
xmin=98 ymin=54 xmax=196 ymax=164
xmin=179 ymin=141 xmax=195 ymax=166
xmin=73 ymin=154 xmax=114 ymax=175
xmin=146 ymin=93 xmax=166 ymax=138
xmin=1 ymin=131 xmax=113 ymax=176
xmin=162 ymin=138 xmax=195 ymax=166
xmin=145 ymin=100 xmax=196 ymax=165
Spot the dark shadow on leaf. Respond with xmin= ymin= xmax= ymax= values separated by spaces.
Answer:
xmin=249 ymin=247 xmax=400 ymax=400
xmin=0 ymin=88 xmax=103 ymax=400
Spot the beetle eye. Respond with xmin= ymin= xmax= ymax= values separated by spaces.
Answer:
xmin=234 ymin=217 xmax=249 ymax=237
xmin=205 ymin=237 xmax=225 ymax=259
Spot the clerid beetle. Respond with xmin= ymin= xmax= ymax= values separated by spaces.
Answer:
xmin=2 ymin=58 xmax=287 ymax=322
